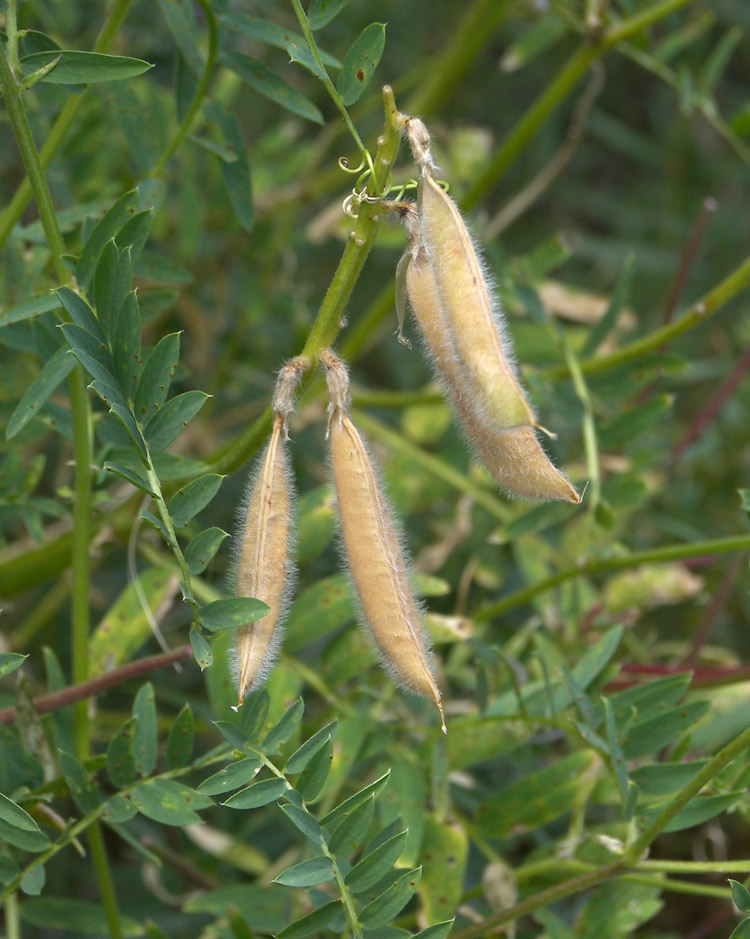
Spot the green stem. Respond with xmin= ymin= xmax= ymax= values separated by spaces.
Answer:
xmin=639 ymin=858 xmax=750 ymax=874
xmin=625 ymin=720 xmax=750 ymax=864
xmin=210 ymin=87 xmax=403 ymax=478
xmin=558 ymin=327 xmax=601 ymax=510
xmin=5 ymin=0 xmax=19 ymax=73
xmin=476 ymin=533 xmax=750 ymax=621
xmin=0 ymin=0 xmax=134 ymax=252
xmin=0 ymin=33 xmax=121 ymax=935
xmin=464 ymin=0 xmax=693 ymax=209
xmin=352 ymin=408 xmax=511 ymax=524
xmin=151 ymin=0 xmax=217 ymax=177
xmin=542 ymin=253 xmax=750 ymax=380
xmin=143 ymin=462 xmax=201 ymax=624
xmin=86 ymin=823 xmax=123 ymax=939
xmin=288 ymin=0 xmax=369 ymax=161
xmin=452 ymin=863 xmax=622 ymax=939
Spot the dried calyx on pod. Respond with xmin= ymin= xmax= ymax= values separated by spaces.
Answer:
xmin=320 ymin=349 xmax=446 ymax=732
xmin=393 ymin=125 xmax=580 ymax=504
xmin=233 ymin=356 xmax=308 ymax=707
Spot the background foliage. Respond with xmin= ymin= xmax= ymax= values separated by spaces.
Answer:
xmin=1 ymin=0 xmax=750 ymax=937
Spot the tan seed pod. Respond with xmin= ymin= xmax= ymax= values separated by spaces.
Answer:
xmin=399 ymin=204 xmax=579 ymax=504
xmin=405 ymin=117 xmax=537 ymax=432
xmin=233 ymin=358 xmax=307 ymax=706
xmin=320 ymin=349 xmax=446 ymax=732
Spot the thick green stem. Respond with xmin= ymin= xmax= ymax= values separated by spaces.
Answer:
xmin=476 ymin=533 xmax=750 ymax=621
xmin=0 ymin=0 xmax=133 ymax=252
xmin=0 ymin=34 xmax=120 ymax=935
xmin=151 ymin=0 xmax=217 ymax=177
xmin=86 ymin=824 xmax=123 ymax=939
xmin=464 ymin=0 xmax=693 ymax=209
xmin=542 ymin=253 xmax=750 ymax=380
xmin=210 ymin=87 xmax=403 ymax=478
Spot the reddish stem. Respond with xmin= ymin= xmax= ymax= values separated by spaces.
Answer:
xmin=681 ymin=555 xmax=743 ymax=667
xmin=0 ymin=645 xmax=193 ymax=725
xmin=669 ymin=345 xmax=750 ymax=468
xmin=606 ymin=662 xmax=750 ymax=690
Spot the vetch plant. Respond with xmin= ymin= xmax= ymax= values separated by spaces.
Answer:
xmin=2 ymin=0 xmax=750 ymax=937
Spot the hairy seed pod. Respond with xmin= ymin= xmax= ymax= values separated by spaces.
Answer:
xmin=399 ymin=204 xmax=579 ymax=504
xmin=234 ymin=358 xmax=307 ymax=706
xmin=320 ymin=350 xmax=446 ymax=732
xmin=405 ymin=118 xmax=536 ymax=432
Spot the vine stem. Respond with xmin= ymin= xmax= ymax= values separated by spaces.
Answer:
xmin=476 ymin=533 xmax=750 ymax=621
xmin=0 ymin=0 xmax=134 ymax=252
xmin=0 ymin=37 xmax=122 ymax=939
xmin=463 ymin=0 xmax=693 ymax=210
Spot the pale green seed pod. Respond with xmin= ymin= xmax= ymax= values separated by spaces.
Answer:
xmin=405 ymin=117 xmax=537 ymax=431
xmin=399 ymin=204 xmax=579 ymax=504
xmin=321 ymin=349 xmax=446 ymax=731
xmin=233 ymin=358 xmax=307 ymax=706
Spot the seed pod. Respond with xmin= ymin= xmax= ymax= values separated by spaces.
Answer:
xmin=405 ymin=117 xmax=536 ymax=432
xmin=320 ymin=349 xmax=446 ymax=732
xmin=399 ymin=203 xmax=579 ymax=504
xmin=234 ymin=358 xmax=307 ymax=706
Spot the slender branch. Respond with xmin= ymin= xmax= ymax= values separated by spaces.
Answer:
xmin=0 ymin=646 xmax=192 ymax=725
xmin=0 ymin=0 xmax=134 ymax=252
xmin=541 ymin=252 xmax=750 ymax=380
xmin=625 ymin=720 xmax=750 ymax=864
xmin=475 ymin=533 xmax=750 ymax=621
xmin=452 ymin=863 xmax=622 ymax=939
xmin=668 ymin=346 xmax=750 ymax=467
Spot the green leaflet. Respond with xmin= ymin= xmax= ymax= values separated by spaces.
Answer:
xmin=197 ymin=756 xmax=262 ymax=796
xmin=143 ymin=390 xmax=210 ymax=451
xmin=223 ymin=777 xmax=288 ymax=809
xmin=169 ymin=474 xmax=224 ymax=527
xmin=273 ymin=857 xmax=335 ymax=887
xmin=336 ymin=23 xmax=386 ymax=106
xmin=477 ymin=751 xmax=597 ymax=838
xmin=358 ymin=866 xmax=422 ymax=926
xmin=6 ymin=347 xmax=75 ymax=439
xmin=220 ymin=52 xmax=323 ymax=124
xmin=89 ymin=568 xmax=176 ymax=676
xmin=18 ymin=51 xmax=152 ymax=85
xmin=132 ymin=683 xmax=158 ymax=778
xmin=417 ymin=816 xmax=469 ymax=926
xmin=201 ymin=597 xmax=271 ymax=632
xmin=130 ymin=778 xmax=212 ymax=825
xmin=166 ymin=704 xmax=194 ymax=769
